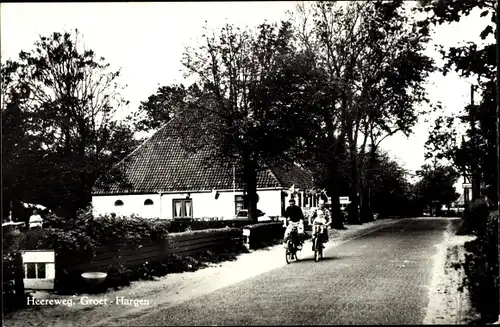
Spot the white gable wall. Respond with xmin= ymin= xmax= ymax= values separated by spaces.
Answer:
xmin=91 ymin=188 xmax=283 ymax=220
xmin=91 ymin=194 xmax=162 ymax=218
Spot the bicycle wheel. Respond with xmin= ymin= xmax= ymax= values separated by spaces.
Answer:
xmin=286 ymin=239 xmax=295 ymax=264
xmin=314 ymin=239 xmax=320 ymax=262
xmin=286 ymin=248 xmax=292 ymax=264
xmin=294 ymin=245 xmax=301 ymax=261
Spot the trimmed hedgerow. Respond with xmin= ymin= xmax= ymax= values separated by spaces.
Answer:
xmin=165 ymin=219 xmax=261 ymax=233
xmin=23 ymin=208 xmax=171 ymax=252
xmin=171 ymin=227 xmax=241 ymax=237
xmin=243 ymin=222 xmax=285 ymax=249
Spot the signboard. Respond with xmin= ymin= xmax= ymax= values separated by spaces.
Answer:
xmin=21 ymin=250 xmax=55 ymax=290
xmin=463 ymin=183 xmax=472 ymax=189
xmin=339 ymin=196 xmax=350 ymax=204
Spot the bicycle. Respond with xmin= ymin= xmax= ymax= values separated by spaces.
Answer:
xmin=312 ymin=223 xmax=326 ymax=262
xmin=285 ymin=224 xmax=302 ymax=264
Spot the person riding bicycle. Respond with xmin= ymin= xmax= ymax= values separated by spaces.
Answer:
xmin=282 ymin=198 xmax=305 ymax=249
xmin=308 ymin=200 xmax=330 ymax=251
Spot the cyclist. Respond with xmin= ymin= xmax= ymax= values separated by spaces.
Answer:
xmin=282 ymin=198 xmax=305 ymax=249
xmin=309 ymin=200 xmax=330 ymax=251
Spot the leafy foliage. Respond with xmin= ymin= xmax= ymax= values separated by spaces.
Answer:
xmin=366 ymin=151 xmax=419 ymax=217
xmin=2 ymin=29 xmax=138 ymax=217
xmin=130 ymin=84 xmax=192 ymax=134
xmin=137 ymin=21 xmax=325 ymax=221
xmin=413 ymin=163 xmax=461 ymax=211
xmin=19 ymin=208 xmax=171 ymax=254
xmin=291 ymin=0 xmax=435 ymax=223
xmin=244 ymin=221 xmax=285 ymax=250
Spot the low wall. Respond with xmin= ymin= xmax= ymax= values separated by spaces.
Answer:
xmin=55 ymin=228 xmax=242 ymax=282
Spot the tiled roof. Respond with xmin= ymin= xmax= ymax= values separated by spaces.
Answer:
xmin=92 ymin=115 xmax=315 ymax=195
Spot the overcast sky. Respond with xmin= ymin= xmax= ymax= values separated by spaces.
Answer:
xmin=0 ymin=1 xmax=491 ymax=181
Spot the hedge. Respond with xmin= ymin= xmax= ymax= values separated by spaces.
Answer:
xmin=243 ymin=222 xmax=285 ymax=250
xmin=454 ymin=198 xmax=499 ymax=324
xmin=165 ymin=219 xmax=261 ymax=233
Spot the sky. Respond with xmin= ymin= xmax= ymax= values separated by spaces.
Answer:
xmin=0 ymin=1 xmax=491 ymax=184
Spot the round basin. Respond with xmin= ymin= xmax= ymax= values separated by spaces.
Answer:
xmin=81 ymin=272 xmax=107 ymax=285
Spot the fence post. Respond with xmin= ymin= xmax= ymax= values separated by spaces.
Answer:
xmin=242 ymin=228 xmax=251 ymax=251
xmin=14 ymin=252 xmax=25 ymax=307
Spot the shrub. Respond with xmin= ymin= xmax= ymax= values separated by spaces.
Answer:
xmin=460 ymin=199 xmax=490 ymax=236
xmin=91 ymin=214 xmax=169 ymax=246
xmin=459 ymin=210 xmax=499 ymax=324
xmin=19 ymin=228 xmax=96 ymax=259
xmin=26 ymin=208 xmax=171 ymax=250
xmin=243 ymin=222 xmax=285 ymax=250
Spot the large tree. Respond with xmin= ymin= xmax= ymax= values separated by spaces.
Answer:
xmin=2 ymin=30 xmax=138 ymax=217
xmin=291 ymin=0 xmax=434 ymax=224
xmin=414 ymin=162 xmax=461 ymax=214
xmin=129 ymin=84 xmax=189 ymax=135
xmin=368 ymin=151 xmax=417 ymax=218
xmin=164 ymin=21 xmax=325 ymax=222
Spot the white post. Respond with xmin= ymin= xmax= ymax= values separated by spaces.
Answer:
xmin=242 ymin=228 xmax=251 ymax=250
xmin=158 ymin=192 xmax=163 ymax=219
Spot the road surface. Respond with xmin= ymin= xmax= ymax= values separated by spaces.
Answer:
xmin=104 ymin=218 xmax=456 ymax=326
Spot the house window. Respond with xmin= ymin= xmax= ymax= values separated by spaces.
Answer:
xmin=298 ymin=193 xmax=302 ymax=207
xmin=25 ymin=263 xmax=46 ymax=279
xmin=235 ymin=195 xmax=247 ymax=214
xmin=114 ymin=200 xmax=124 ymax=206
xmin=144 ymin=199 xmax=154 ymax=205
xmin=173 ymin=199 xmax=193 ymax=218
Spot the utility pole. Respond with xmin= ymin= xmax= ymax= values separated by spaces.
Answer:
xmin=470 ymin=85 xmax=481 ymax=201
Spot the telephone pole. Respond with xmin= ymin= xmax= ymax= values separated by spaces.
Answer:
xmin=470 ymin=85 xmax=481 ymax=201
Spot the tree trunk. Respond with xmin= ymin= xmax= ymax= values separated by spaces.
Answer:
xmin=328 ymin=178 xmax=346 ymax=230
xmin=472 ymin=170 xmax=481 ymax=202
xmin=360 ymin=187 xmax=373 ymax=222
xmin=328 ymin=130 xmax=346 ymax=229
xmin=360 ymin=146 xmax=377 ymax=223
xmin=347 ymin=122 xmax=360 ymax=224
xmin=243 ymin=156 xmax=259 ymax=223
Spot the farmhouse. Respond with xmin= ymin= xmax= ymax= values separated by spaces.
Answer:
xmin=91 ymin=116 xmax=321 ymax=220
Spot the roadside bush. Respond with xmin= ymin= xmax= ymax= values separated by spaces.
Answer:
xmin=19 ymin=228 xmax=96 ymax=256
xmin=83 ymin=214 xmax=170 ymax=247
xmin=459 ymin=199 xmax=489 ymax=236
xmin=23 ymin=209 xmax=171 ymax=251
xmin=244 ymin=222 xmax=285 ymax=250
xmin=459 ymin=210 xmax=499 ymax=324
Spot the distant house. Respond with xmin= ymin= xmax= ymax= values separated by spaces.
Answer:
xmin=91 ymin=117 xmax=320 ymax=220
